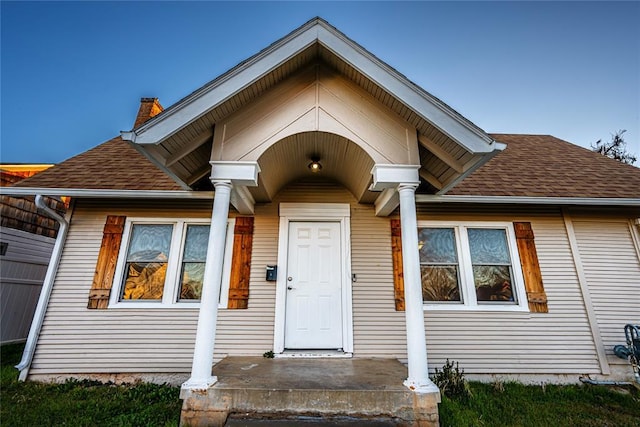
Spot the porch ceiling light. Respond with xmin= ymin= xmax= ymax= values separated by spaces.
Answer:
xmin=308 ymin=157 xmax=322 ymax=173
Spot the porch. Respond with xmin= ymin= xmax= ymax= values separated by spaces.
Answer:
xmin=180 ymin=357 xmax=441 ymax=426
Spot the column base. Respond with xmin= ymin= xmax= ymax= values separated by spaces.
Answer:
xmin=181 ymin=375 xmax=218 ymax=394
xmin=404 ymin=378 xmax=440 ymax=394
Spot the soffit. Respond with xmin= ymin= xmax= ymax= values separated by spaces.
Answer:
xmin=138 ymin=49 xmax=493 ymax=195
xmin=254 ymin=131 xmax=376 ymax=203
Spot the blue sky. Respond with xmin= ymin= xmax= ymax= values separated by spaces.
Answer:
xmin=1 ymin=1 xmax=639 ymax=164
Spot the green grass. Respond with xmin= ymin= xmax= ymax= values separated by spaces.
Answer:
xmin=2 ymin=343 xmax=639 ymax=426
xmin=1 ymin=343 xmax=182 ymax=426
xmin=439 ymin=381 xmax=640 ymax=427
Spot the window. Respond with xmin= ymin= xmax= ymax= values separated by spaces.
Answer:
xmin=121 ymin=224 xmax=173 ymax=300
xmin=418 ymin=222 xmax=527 ymax=311
xmin=110 ymin=218 xmax=234 ymax=308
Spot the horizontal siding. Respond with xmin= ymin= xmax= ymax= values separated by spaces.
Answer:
xmin=30 ymin=200 xmax=210 ymax=375
xmin=31 ymin=190 xmax=622 ymax=378
xmin=1 ymin=227 xmax=55 ymax=343
xmin=416 ymin=205 xmax=600 ymax=374
xmin=572 ymin=219 xmax=640 ymax=362
xmin=351 ymin=202 xmax=406 ymax=357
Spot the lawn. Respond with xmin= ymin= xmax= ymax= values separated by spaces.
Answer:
xmin=1 ymin=343 xmax=182 ymax=426
xmin=438 ymin=381 xmax=640 ymax=427
xmin=2 ymin=343 xmax=639 ymax=426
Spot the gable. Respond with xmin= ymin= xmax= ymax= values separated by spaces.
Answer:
xmin=122 ymin=18 xmax=503 ymax=196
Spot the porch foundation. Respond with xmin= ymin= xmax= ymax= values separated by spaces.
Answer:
xmin=179 ymin=357 xmax=440 ymax=426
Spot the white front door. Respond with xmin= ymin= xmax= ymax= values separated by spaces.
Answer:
xmin=284 ymin=221 xmax=343 ymax=349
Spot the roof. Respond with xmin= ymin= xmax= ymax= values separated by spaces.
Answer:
xmin=13 ymin=136 xmax=182 ymax=191
xmin=9 ymin=133 xmax=639 ymax=202
xmin=449 ymin=134 xmax=640 ymax=199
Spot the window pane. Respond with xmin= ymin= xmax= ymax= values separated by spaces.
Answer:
xmin=419 ymin=228 xmax=457 ymax=263
xmin=473 ymin=265 xmax=515 ymax=302
xmin=421 ymin=265 xmax=462 ymax=302
xmin=178 ymin=225 xmax=210 ymax=301
xmin=121 ymin=224 xmax=172 ymax=300
xmin=126 ymin=225 xmax=173 ymax=262
xmin=468 ymin=228 xmax=511 ymax=264
xmin=122 ymin=261 xmax=168 ymax=300
xmin=183 ymin=225 xmax=210 ymax=261
xmin=179 ymin=262 xmax=205 ymax=300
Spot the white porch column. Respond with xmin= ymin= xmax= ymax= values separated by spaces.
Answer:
xmin=182 ymin=181 xmax=233 ymax=390
xmin=398 ymin=184 xmax=438 ymax=393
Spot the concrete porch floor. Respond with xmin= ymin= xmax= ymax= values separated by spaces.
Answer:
xmin=180 ymin=357 xmax=440 ymax=427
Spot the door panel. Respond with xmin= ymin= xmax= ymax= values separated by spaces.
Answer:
xmin=285 ymin=221 xmax=342 ymax=349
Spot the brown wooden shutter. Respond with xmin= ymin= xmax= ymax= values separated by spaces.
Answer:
xmin=88 ymin=215 xmax=126 ymax=309
xmin=513 ymin=222 xmax=548 ymax=313
xmin=390 ymin=219 xmax=405 ymax=311
xmin=227 ymin=217 xmax=254 ymax=309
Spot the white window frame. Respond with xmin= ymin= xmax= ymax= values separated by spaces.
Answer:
xmin=108 ymin=217 xmax=235 ymax=309
xmin=418 ymin=221 xmax=529 ymax=312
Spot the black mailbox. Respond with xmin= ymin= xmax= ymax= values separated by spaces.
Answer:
xmin=266 ymin=265 xmax=277 ymax=281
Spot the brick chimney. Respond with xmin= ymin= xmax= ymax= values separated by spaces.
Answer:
xmin=134 ymin=98 xmax=164 ymax=128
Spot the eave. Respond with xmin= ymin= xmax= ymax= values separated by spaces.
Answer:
xmin=1 ymin=187 xmax=214 ymax=199
xmin=416 ymin=194 xmax=640 ymax=207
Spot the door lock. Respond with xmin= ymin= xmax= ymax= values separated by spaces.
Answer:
xmin=287 ymin=277 xmax=293 ymax=281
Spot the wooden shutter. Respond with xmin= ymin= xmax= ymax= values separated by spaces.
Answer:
xmin=390 ymin=219 xmax=405 ymax=311
xmin=513 ymin=222 xmax=548 ymax=313
xmin=227 ymin=217 xmax=254 ymax=309
xmin=88 ymin=215 xmax=126 ymax=309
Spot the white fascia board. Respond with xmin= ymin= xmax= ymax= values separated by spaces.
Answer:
xmin=125 ymin=140 xmax=192 ymax=190
xmin=125 ymin=30 xmax=319 ymax=145
xmin=315 ymin=25 xmax=496 ymax=154
xmin=1 ymin=187 xmax=214 ymax=199
xmin=370 ymin=164 xmax=420 ymax=191
xmin=416 ymin=194 xmax=640 ymax=207
xmin=436 ymin=142 xmax=507 ymax=195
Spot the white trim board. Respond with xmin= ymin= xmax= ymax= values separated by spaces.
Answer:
xmin=416 ymin=195 xmax=640 ymax=206
xmin=561 ymin=209 xmax=610 ymax=375
xmin=1 ymin=188 xmax=214 ymax=199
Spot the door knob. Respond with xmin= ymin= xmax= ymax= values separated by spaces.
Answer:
xmin=287 ymin=286 xmax=294 ymax=290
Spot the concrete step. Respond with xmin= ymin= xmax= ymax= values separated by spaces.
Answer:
xmin=180 ymin=357 xmax=440 ymax=427
xmin=225 ymin=414 xmax=403 ymax=426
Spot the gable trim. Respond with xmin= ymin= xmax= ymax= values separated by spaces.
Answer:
xmin=123 ymin=18 xmax=498 ymax=156
xmin=124 ymin=25 xmax=319 ymax=145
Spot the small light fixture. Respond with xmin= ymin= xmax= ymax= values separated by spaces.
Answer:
xmin=308 ymin=157 xmax=322 ymax=173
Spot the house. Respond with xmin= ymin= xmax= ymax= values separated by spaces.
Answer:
xmin=4 ymin=18 xmax=640 ymax=426
xmin=0 ymin=165 xmax=67 ymax=344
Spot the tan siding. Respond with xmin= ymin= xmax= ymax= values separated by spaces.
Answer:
xmin=351 ymin=203 xmax=407 ymax=357
xmin=572 ymin=219 xmax=640 ymax=364
xmin=416 ymin=205 xmax=600 ymax=374
xmin=32 ymin=192 xmax=623 ymax=378
xmin=30 ymin=200 xmax=208 ymax=375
